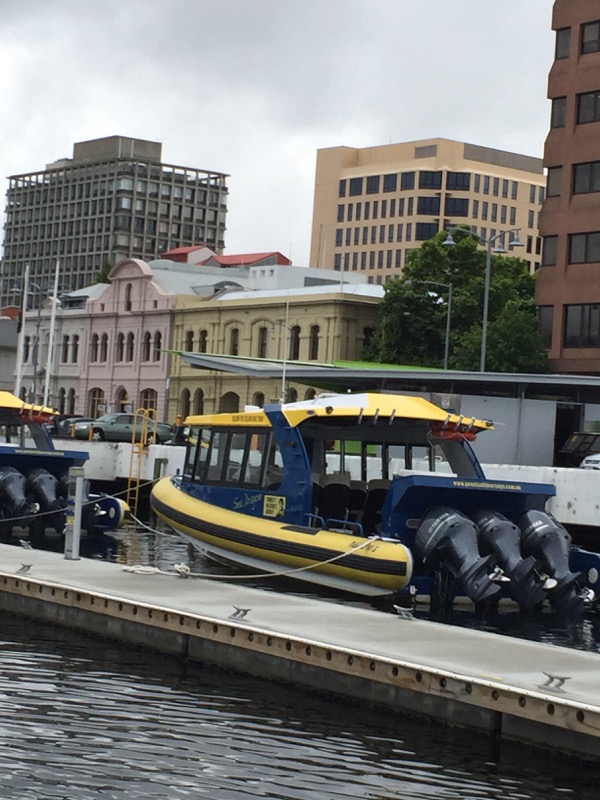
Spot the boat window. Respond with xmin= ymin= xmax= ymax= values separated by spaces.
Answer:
xmin=183 ymin=426 xmax=209 ymax=480
xmin=185 ymin=427 xmax=278 ymax=488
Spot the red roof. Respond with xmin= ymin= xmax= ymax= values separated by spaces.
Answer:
xmin=161 ymin=245 xmax=207 ymax=256
xmin=205 ymin=252 xmax=291 ymax=266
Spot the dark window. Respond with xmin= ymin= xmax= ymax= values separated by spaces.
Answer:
xmin=338 ymin=179 xmax=346 ymax=197
xmin=257 ymin=326 xmax=268 ymax=358
xmin=383 ymin=173 xmax=397 ymax=192
xmin=445 ymin=197 xmax=469 ymax=216
xmin=551 ymin=97 xmax=566 ymax=128
xmin=474 ymin=174 xmax=481 ymax=193
xmin=415 ymin=222 xmax=438 ymax=240
xmin=547 ymin=167 xmax=562 ymax=196
xmin=569 ymin=232 xmax=600 ymax=264
xmin=555 ymin=27 xmax=571 ymax=59
xmin=337 ymin=205 xmax=344 ymax=222
xmin=347 ymin=204 xmax=353 ymax=221
xmin=417 ymin=196 xmax=440 ymax=215
xmin=492 ymin=178 xmax=500 ymax=197
xmin=446 ymin=172 xmax=471 ymax=191
xmin=538 ymin=306 xmax=553 ymax=348
xmin=492 ymin=203 xmax=498 ymax=223
xmin=542 ymin=236 xmax=558 ymax=266
xmin=349 ymin=177 xmax=363 ymax=196
xmin=564 ymin=304 xmax=600 ymax=347
xmin=289 ymin=326 xmax=300 ymax=360
xmin=581 ymin=21 xmax=600 ymax=54
xmin=309 ymin=325 xmax=319 ymax=360
xmin=502 ymin=179 xmax=509 ymax=198
xmin=482 ymin=201 xmax=488 ymax=220
xmin=335 ymin=229 xmax=343 ymax=247
xmin=407 ymin=197 xmax=414 ymax=215
xmin=366 ymin=175 xmax=380 ymax=194
xmin=199 ymin=329 xmax=208 ymax=353
xmin=419 ymin=171 xmax=442 ymax=189
xmin=230 ymin=327 xmax=239 ymax=356
xmin=573 ymin=161 xmax=600 ymax=194
xmin=511 ymin=181 xmax=518 ymax=200
xmin=372 ymin=200 xmax=379 ymax=218
xmin=473 ymin=199 xmax=479 ymax=218
xmin=529 ymin=184 xmax=536 ymax=203
xmin=400 ymin=172 xmax=415 ymax=190
xmin=483 ymin=176 xmax=490 ymax=195
xmin=577 ymin=91 xmax=600 ymax=124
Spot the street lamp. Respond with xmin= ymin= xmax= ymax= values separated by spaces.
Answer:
xmin=443 ymin=227 xmax=523 ymax=372
xmin=405 ymin=279 xmax=453 ymax=370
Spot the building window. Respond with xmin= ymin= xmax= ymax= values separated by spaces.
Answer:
xmin=100 ymin=333 xmax=108 ymax=362
xmin=383 ymin=174 xmax=397 ymax=192
xmin=577 ymin=91 xmax=600 ymax=124
xmin=185 ymin=330 xmax=194 ymax=350
xmin=551 ymin=97 xmax=567 ymax=128
xmin=573 ymin=161 xmax=600 ymax=194
xmin=570 ymin=232 xmax=600 ymax=264
xmin=581 ymin=21 xmax=600 ymax=55
xmin=418 ymin=171 xmax=442 ymax=190
xmin=415 ymin=223 xmax=438 ymax=241
xmin=143 ymin=331 xmax=152 ymax=361
xmin=337 ymin=205 xmax=344 ymax=223
xmin=349 ymin=178 xmax=363 ymax=196
xmin=542 ymin=236 xmax=558 ymax=266
xmin=366 ymin=175 xmax=380 ymax=194
xmin=338 ymin=179 xmax=346 ymax=198
xmin=556 ymin=27 xmax=571 ymax=59
xmin=90 ymin=333 xmax=99 ymax=362
xmin=445 ymin=197 xmax=469 ymax=216
xmin=199 ymin=329 xmax=208 ymax=353
xmin=446 ymin=172 xmax=470 ymax=191
xmin=126 ymin=332 xmax=135 ymax=362
xmin=253 ymin=392 xmax=265 ymax=408
xmin=309 ymin=325 xmax=320 ymax=360
xmin=72 ymin=335 xmax=79 ymax=364
xmin=400 ymin=172 xmax=415 ymax=190
xmin=547 ymin=166 xmax=562 ymax=196
xmin=140 ymin=388 xmax=158 ymax=411
xmin=564 ymin=304 xmax=600 ymax=347
xmin=89 ymin=388 xmax=105 ymax=418
xmin=511 ymin=181 xmax=518 ymax=200
xmin=153 ymin=331 xmax=162 ymax=361
xmin=257 ymin=326 xmax=268 ymax=358
xmin=61 ymin=335 xmax=69 ymax=363
xmin=230 ymin=327 xmax=239 ymax=356
xmin=180 ymin=388 xmax=191 ymax=419
xmin=289 ymin=326 xmax=300 ymax=360
xmin=335 ymin=229 xmax=343 ymax=247
xmin=125 ymin=283 xmax=133 ymax=311
xmin=416 ymin=196 xmax=440 ymax=215
xmin=538 ymin=306 xmax=553 ymax=348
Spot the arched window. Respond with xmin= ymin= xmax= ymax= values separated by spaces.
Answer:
xmin=257 ymin=326 xmax=268 ymax=358
xmin=304 ymin=388 xmax=317 ymax=401
xmin=199 ymin=329 xmax=208 ymax=353
xmin=61 ymin=335 xmax=69 ymax=363
xmin=125 ymin=283 xmax=133 ymax=311
xmin=58 ymin=387 xmax=66 ymax=414
xmin=89 ymin=387 xmax=105 ymax=418
xmin=67 ymin=388 xmax=76 ymax=415
xmin=185 ymin=330 xmax=194 ymax=350
xmin=285 ymin=387 xmax=298 ymax=403
xmin=72 ymin=335 xmax=79 ymax=363
xmin=116 ymin=387 xmax=130 ymax=412
xmin=253 ymin=392 xmax=265 ymax=408
xmin=219 ymin=391 xmax=239 ymax=413
xmin=140 ymin=388 xmax=157 ymax=410
xmin=193 ymin=388 xmax=204 ymax=415
xmin=153 ymin=331 xmax=162 ymax=362
xmin=230 ymin=327 xmax=239 ymax=356
xmin=116 ymin=332 xmax=124 ymax=362
xmin=143 ymin=331 xmax=151 ymax=361
xmin=289 ymin=326 xmax=301 ymax=360
xmin=309 ymin=325 xmax=320 ymax=361
xmin=180 ymin=388 xmax=191 ymax=419
xmin=90 ymin=333 xmax=99 ymax=362
xmin=126 ymin=332 xmax=135 ymax=362
xmin=100 ymin=333 xmax=108 ymax=362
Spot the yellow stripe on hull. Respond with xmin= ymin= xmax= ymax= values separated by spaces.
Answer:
xmin=151 ymin=477 xmax=413 ymax=596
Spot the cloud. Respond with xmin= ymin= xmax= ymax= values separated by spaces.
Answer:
xmin=0 ymin=0 xmax=555 ymax=266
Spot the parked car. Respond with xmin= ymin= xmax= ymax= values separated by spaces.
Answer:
xmin=580 ymin=453 xmax=600 ymax=470
xmin=74 ymin=413 xmax=173 ymax=443
xmin=51 ymin=416 xmax=96 ymax=438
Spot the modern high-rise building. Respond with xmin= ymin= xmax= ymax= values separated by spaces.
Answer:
xmin=1 ymin=135 xmax=229 ymax=306
xmin=309 ymin=138 xmax=545 ymax=284
xmin=537 ymin=1 xmax=600 ymax=374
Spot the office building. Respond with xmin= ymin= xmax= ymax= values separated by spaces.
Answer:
xmin=309 ymin=138 xmax=545 ymax=284
xmin=1 ymin=135 xmax=229 ymax=306
xmin=537 ymin=0 xmax=600 ymax=373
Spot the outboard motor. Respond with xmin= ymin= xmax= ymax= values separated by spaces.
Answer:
xmin=26 ymin=468 xmax=67 ymax=534
xmin=414 ymin=506 xmax=501 ymax=603
xmin=0 ymin=466 xmax=37 ymax=535
xmin=473 ymin=510 xmax=547 ymax=610
xmin=518 ymin=510 xmax=583 ymax=615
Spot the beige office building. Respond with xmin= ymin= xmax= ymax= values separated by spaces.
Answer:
xmin=310 ymin=138 xmax=546 ymax=283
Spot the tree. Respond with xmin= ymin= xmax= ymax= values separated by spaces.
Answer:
xmin=364 ymin=228 xmax=548 ymax=372
xmin=94 ymin=260 xmax=113 ymax=284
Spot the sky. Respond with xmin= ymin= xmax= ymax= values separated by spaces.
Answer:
xmin=1 ymin=0 xmax=555 ymax=267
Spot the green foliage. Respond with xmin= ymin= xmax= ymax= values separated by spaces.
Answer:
xmin=94 ymin=260 xmax=113 ymax=284
xmin=365 ymin=227 xmax=549 ymax=373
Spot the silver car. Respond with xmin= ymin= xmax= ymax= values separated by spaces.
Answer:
xmin=74 ymin=413 xmax=173 ymax=443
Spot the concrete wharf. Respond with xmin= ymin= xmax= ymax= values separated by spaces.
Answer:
xmin=0 ymin=543 xmax=599 ymax=760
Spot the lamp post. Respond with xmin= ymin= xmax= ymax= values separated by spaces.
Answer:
xmin=443 ymin=227 xmax=523 ymax=372
xmin=406 ymin=279 xmax=453 ymax=370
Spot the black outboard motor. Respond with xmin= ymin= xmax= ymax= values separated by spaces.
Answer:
xmin=414 ymin=506 xmax=501 ymax=603
xmin=518 ymin=509 xmax=583 ymax=615
xmin=0 ymin=465 xmax=37 ymax=535
xmin=473 ymin=510 xmax=547 ymax=610
xmin=26 ymin=468 xmax=66 ymax=534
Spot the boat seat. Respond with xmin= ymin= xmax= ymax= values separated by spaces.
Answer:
xmin=317 ymin=474 xmax=351 ymax=522
xmin=349 ymin=480 xmax=367 ymax=518
xmin=360 ymin=479 xmax=391 ymax=534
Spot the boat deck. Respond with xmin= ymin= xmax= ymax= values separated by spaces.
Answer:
xmin=0 ymin=543 xmax=599 ymax=759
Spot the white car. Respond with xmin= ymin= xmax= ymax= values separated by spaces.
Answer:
xmin=580 ymin=453 xmax=600 ymax=469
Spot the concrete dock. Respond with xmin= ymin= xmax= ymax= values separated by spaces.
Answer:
xmin=0 ymin=543 xmax=599 ymax=759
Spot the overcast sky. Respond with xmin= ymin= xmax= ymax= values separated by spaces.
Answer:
xmin=1 ymin=0 xmax=555 ymax=266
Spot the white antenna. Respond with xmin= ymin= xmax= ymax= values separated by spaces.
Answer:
xmin=280 ymin=290 xmax=290 ymax=404
xmin=43 ymin=259 xmax=61 ymax=408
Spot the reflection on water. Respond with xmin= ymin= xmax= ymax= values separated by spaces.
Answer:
xmin=0 ymin=614 xmax=597 ymax=800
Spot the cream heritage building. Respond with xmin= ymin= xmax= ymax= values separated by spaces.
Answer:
xmin=310 ymin=138 xmax=546 ymax=283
